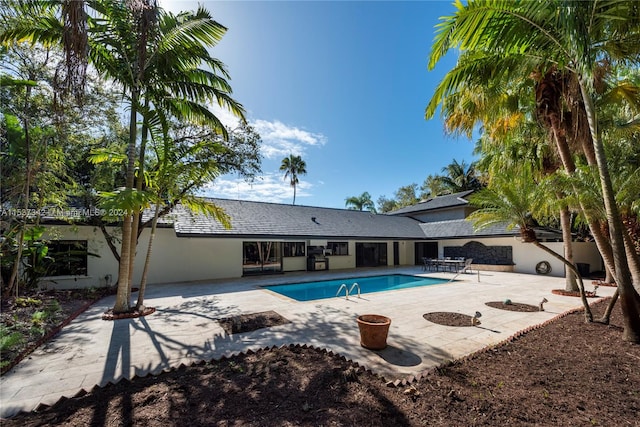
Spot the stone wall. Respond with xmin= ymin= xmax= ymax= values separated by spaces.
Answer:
xmin=444 ymin=241 xmax=513 ymax=265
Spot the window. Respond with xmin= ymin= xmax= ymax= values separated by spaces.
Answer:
xmin=45 ymin=240 xmax=88 ymax=276
xmin=283 ymin=242 xmax=305 ymax=257
xmin=327 ymin=241 xmax=349 ymax=256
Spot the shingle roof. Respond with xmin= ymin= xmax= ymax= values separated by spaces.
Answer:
xmin=419 ymin=219 xmax=518 ymax=239
xmin=387 ymin=190 xmax=474 ymax=216
xmin=172 ymin=198 xmax=428 ymax=239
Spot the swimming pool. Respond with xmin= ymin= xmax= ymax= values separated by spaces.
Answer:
xmin=263 ymin=274 xmax=448 ymax=301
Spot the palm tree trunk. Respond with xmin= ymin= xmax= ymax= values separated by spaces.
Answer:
xmin=7 ymin=225 xmax=25 ymax=298
xmin=601 ymin=290 xmax=619 ymax=325
xmin=548 ymin=112 xmax=619 ymax=289
xmin=604 ymin=266 xmax=615 ymax=285
xmin=114 ymin=215 xmax=133 ymax=313
xmin=622 ymin=229 xmax=640 ymax=290
xmin=560 ymin=205 xmax=578 ymax=292
xmin=127 ymin=105 xmax=150 ymax=303
xmin=113 ymin=89 xmax=139 ymax=314
xmin=135 ymin=202 xmax=160 ymax=311
xmin=578 ymin=79 xmax=640 ymax=343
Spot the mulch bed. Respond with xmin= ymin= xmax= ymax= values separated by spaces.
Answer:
xmin=101 ymin=306 xmax=156 ymax=321
xmin=218 ymin=311 xmax=290 ymax=335
xmin=423 ymin=312 xmax=475 ymax=327
xmin=485 ymin=301 xmax=540 ymax=312
xmin=551 ymin=289 xmax=598 ymax=297
xmin=592 ymin=280 xmax=617 ymax=287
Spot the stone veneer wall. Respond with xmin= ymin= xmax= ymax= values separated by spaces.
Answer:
xmin=444 ymin=241 xmax=513 ymax=265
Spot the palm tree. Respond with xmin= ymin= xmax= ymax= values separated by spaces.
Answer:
xmin=90 ymin=3 xmax=244 ymax=314
xmin=439 ymin=159 xmax=482 ymax=194
xmin=280 ymin=154 xmax=306 ymax=205
xmin=133 ymin=117 xmax=232 ymax=312
xmin=467 ymin=167 xmax=593 ymax=322
xmin=345 ymin=192 xmax=377 ymax=212
xmin=426 ymin=0 xmax=640 ymax=342
xmin=438 ymin=66 xmax=581 ymax=293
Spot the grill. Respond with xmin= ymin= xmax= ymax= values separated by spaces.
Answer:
xmin=307 ymin=246 xmax=329 ymax=271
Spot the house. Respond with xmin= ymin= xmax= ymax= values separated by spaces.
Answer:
xmin=386 ymin=190 xmax=601 ymax=276
xmin=36 ymin=192 xmax=602 ymax=289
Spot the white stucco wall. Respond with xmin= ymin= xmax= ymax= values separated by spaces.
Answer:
xmin=437 ymin=237 xmax=601 ymax=278
xmin=40 ymin=225 xmax=119 ymax=290
xmin=282 ymin=256 xmax=306 ymax=272
xmin=133 ymin=230 xmax=242 ymax=284
xmin=397 ymin=240 xmax=415 ymax=266
xmin=40 ymin=225 xmax=244 ymax=288
xmin=324 ymin=241 xmax=354 ymax=270
xmin=39 ymin=224 xmax=601 ymax=290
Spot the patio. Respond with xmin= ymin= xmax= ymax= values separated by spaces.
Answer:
xmin=0 ymin=267 xmax=613 ymax=418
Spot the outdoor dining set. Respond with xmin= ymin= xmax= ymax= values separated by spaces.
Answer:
xmin=422 ymin=257 xmax=473 ymax=273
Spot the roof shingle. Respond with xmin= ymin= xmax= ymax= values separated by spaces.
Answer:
xmin=387 ymin=190 xmax=474 ymax=216
xmin=172 ymin=198 xmax=427 ymax=239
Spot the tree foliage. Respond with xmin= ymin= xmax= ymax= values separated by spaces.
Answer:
xmin=279 ymin=154 xmax=307 ymax=205
xmin=427 ymin=0 xmax=640 ymax=341
xmin=345 ymin=192 xmax=376 ymax=213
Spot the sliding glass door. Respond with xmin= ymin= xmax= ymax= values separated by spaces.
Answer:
xmin=242 ymin=241 xmax=283 ymax=275
xmin=356 ymin=242 xmax=387 ymax=267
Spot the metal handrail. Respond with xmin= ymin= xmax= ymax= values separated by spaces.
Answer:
xmin=336 ymin=284 xmax=349 ymax=299
xmin=349 ymin=283 xmax=361 ymax=299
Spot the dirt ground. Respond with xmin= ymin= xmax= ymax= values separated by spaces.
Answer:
xmin=2 ymin=295 xmax=640 ymax=426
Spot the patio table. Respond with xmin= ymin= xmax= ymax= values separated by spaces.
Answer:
xmin=422 ymin=258 xmax=465 ymax=272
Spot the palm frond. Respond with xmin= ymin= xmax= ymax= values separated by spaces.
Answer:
xmin=180 ymin=196 xmax=231 ymax=229
xmin=87 ymin=148 xmax=127 ymax=164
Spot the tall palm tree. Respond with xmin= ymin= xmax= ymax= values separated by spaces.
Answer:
xmin=280 ymin=154 xmax=306 ymax=205
xmin=345 ymin=192 xmax=376 ymax=212
xmin=439 ymin=63 xmax=581 ymax=293
xmin=90 ymin=2 xmax=244 ymax=314
xmin=468 ymin=167 xmax=593 ymax=322
xmin=133 ymin=115 xmax=232 ymax=312
xmin=427 ymin=0 xmax=640 ymax=342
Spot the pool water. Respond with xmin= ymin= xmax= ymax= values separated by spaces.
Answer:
xmin=263 ymin=274 xmax=448 ymax=301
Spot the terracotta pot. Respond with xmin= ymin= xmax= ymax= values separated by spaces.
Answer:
xmin=356 ymin=314 xmax=391 ymax=350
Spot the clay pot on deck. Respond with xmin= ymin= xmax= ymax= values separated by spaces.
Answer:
xmin=356 ymin=314 xmax=391 ymax=350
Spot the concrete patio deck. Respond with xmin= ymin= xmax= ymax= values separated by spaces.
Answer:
xmin=0 ymin=267 xmax=612 ymax=418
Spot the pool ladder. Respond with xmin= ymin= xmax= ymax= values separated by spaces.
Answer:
xmin=336 ymin=283 xmax=361 ymax=300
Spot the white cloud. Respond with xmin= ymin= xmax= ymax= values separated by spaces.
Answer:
xmin=198 ymin=118 xmax=325 ymax=203
xmin=252 ymin=119 xmax=327 ymax=159
xmin=208 ymin=102 xmax=244 ymax=129
xmin=206 ymin=109 xmax=328 ymax=160
xmin=200 ymin=172 xmax=312 ymax=204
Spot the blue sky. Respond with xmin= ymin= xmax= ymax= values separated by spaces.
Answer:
xmin=160 ymin=1 xmax=475 ymax=209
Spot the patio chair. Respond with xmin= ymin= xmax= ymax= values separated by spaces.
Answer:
xmin=422 ymin=258 xmax=436 ymax=271
xmin=458 ymin=258 xmax=473 ymax=274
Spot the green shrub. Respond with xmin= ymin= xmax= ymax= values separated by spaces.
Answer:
xmin=30 ymin=325 xmax=45 ymax=337
xmin=31 ymin=310 xmax=48 ymax=326
xmin=14 ymin=297 xmax=42 ymax=307
xmin=0 ymin=325 xmax=24 ymax=352
xmin=44 ymin=300 xmax=61 ymax=315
